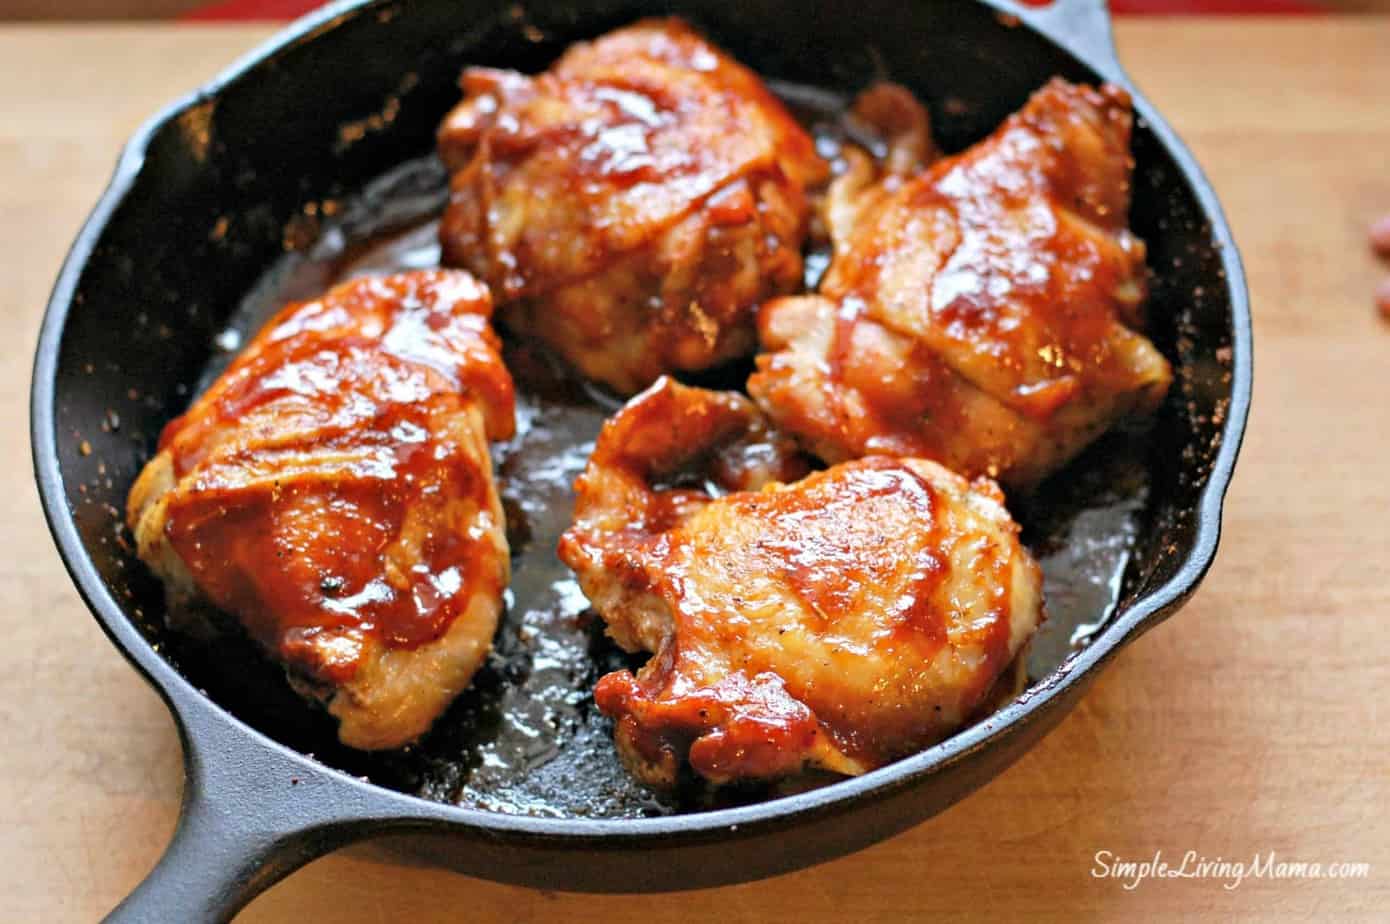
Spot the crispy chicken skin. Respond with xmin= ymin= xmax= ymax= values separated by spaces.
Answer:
xmin=127 ymin=271 xmax=515 ymax=750
xmin=559 ymin=377 xmax=1044 ymax=787
xmin=750 ymin=79 xmax=1173 ymax=489
xmin=437 ymin=18 xmax=827 ymax=394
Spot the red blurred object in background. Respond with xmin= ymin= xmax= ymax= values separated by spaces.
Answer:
xmin=180 ymin=0 xmax=1326 ymax=22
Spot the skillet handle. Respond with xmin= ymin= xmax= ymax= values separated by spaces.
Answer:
xmin=104 ymin=697 xmax=382 ymax=923
xmin=1002 ymin=0 xmax=1125 ymax=79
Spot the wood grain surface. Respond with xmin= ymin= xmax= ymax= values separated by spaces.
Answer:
xmin=4 ymin=19 xmax=1388 ymax=922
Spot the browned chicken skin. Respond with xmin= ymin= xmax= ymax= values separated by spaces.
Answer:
xmin=437 ymin=18 xmax=827 ymax=394
xmin=559 ymin=378 xmax=1044 ymax=787
xmin=127 ymin=270 xmax=515 ymax=750
xmin=750 ymin=79 xmax=1173 ymax=489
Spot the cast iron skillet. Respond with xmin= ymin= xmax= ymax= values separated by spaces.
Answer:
xmin=31 ymin=0 xmax=1251 ymax=920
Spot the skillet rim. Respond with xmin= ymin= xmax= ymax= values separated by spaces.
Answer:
xmin=29 ymin=0 xmax=1253 ymax=844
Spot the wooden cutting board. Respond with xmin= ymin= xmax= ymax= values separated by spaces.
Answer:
xmin=2 ymin=18 xmax=1387 ymax=922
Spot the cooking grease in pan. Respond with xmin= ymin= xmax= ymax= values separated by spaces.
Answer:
xmin=164 ymin=85 xmax=1153 ymax=819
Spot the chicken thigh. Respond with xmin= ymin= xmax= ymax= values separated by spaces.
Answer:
xmin=559 ymin=377 xmax=1043 ymax=787
xmin=750 ymin=79 xmax=1172 ymax=489
xmin=437 ymin=18 xmax=827 ymax=394
xmin=127 ymin=270 xmax=515 ymax=750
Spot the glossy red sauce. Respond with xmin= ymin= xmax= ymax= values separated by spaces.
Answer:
xmin=751 ymin=79 xmax=1162 ymax=489
xmin=739 ymin=460 xmax=950 ymax=647
xmin=436 ymin=17 xmax=825 ymax=297
xmin=826 ymin=298 xmax=974 ymax=452
xmin=646 ymin=459 xmax=959 ymax=770
xmin=158 ymin=271 xmax=514 ymax=681
xmin=596 ymin=669 xmax=823 ymax=783
xmin=845 ymin=81 xmax=1144 ymax=413
xmin=572 ymin=384 xmax=1016 ymax=778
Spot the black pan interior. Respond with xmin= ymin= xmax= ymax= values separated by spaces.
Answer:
xmin=48 ymin=0 xmax=1235 ymax=819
